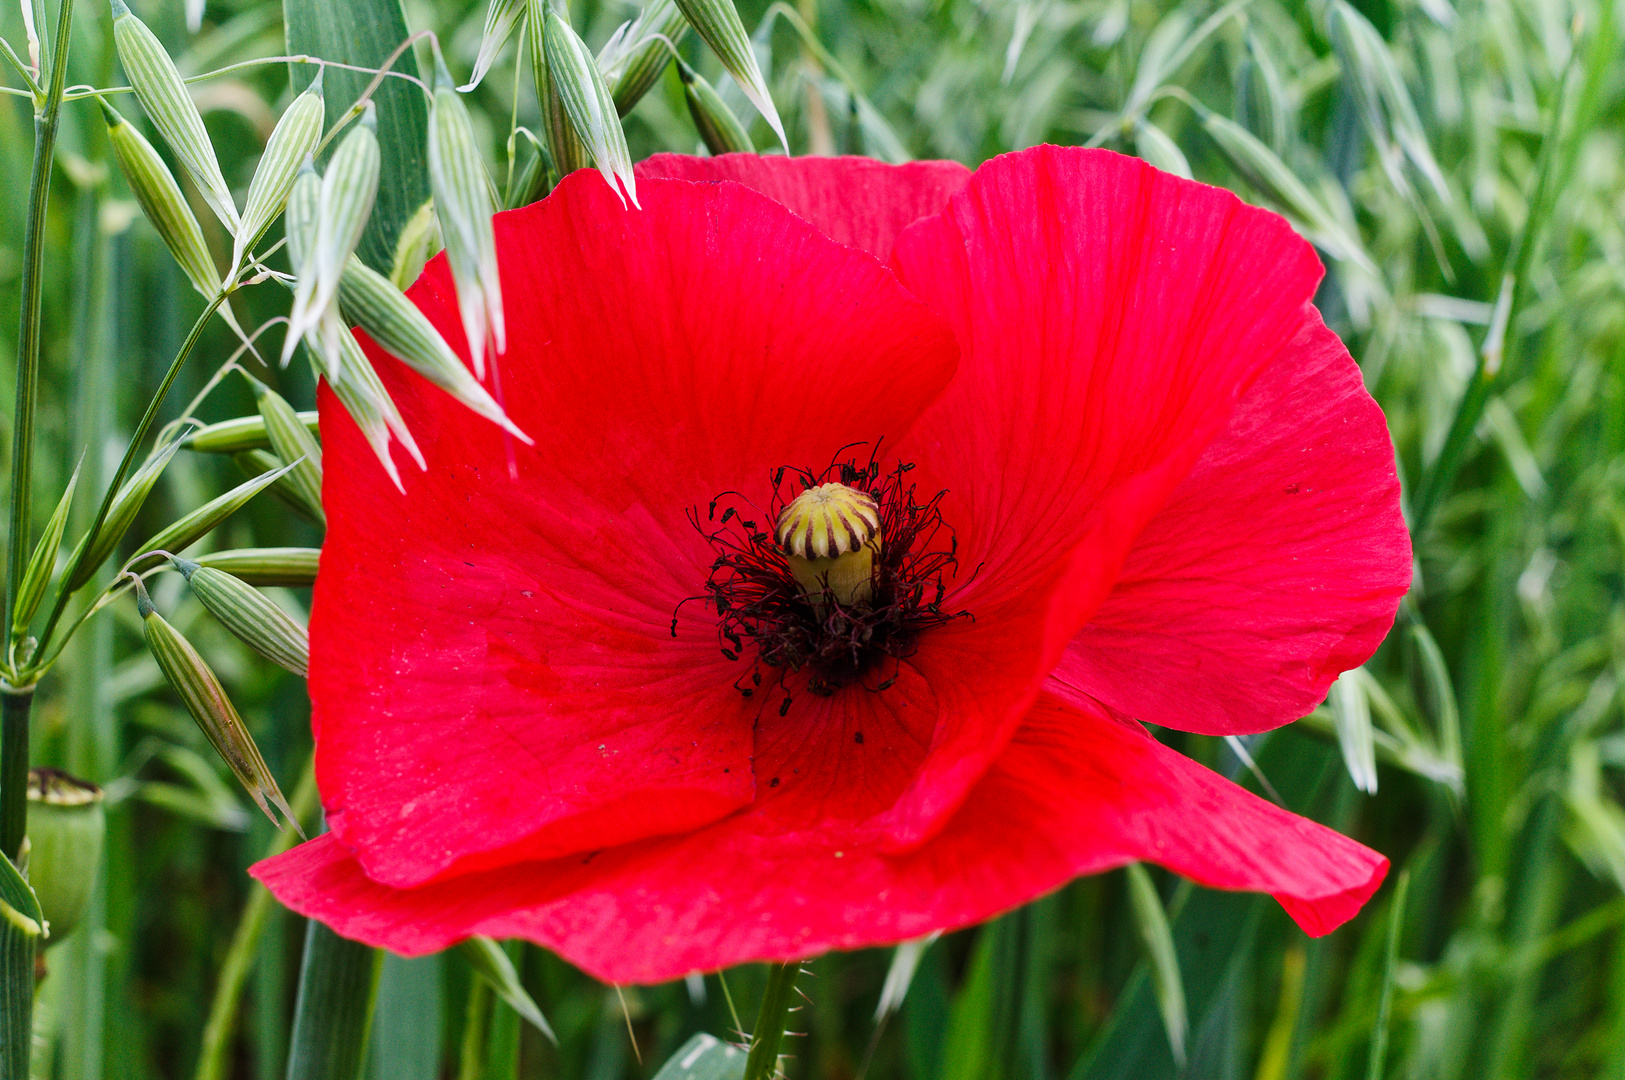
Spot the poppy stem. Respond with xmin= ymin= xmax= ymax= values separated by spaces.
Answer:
xmin=742 ymin=960 xmax=802 ymax=1080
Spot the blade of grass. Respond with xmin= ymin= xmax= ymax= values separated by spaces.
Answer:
xmin=368 ymin=953 xmax=445 ymax=1080
xmin=484 ymin=942 xmax=522 ymax=1080
xmin=1070 ymin=729 xmax=1341 ymax=1079
xmin=1366 ymin=871 xmax=1409 ymax=1080
xmin=284 ymin=0 xmax=429 ymax=273
xmin=1409 ymin=30 xmax=1584 ymax=538
xmin=193 ymin=758 xmax=318 ymax=1080
xmin=0 ymin=847 xmax=43 ymax=1080
xmin=1127 ymin=865 xmax=1187 ymax=1067
xmin=286 ymin=919 xmax=385 ymax=1080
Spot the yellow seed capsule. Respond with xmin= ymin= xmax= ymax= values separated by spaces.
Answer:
xmin=775 ymin=483 xmax=881 ymax=609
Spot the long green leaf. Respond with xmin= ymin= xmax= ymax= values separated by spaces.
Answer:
xmin=11 ymin=461 xmax=78 ymax=639
xmin=1367 ymin=871 xmax=1410 ymax=1080
xmin=286 ymin=920 xmax=384 ymax=1080
xmin=193 ymin=759 xmax=318 ymax=1080
xmin=284 ymin=0 xmax=430 ymax=273
xmin=127 ymin=462 xmax=295 ymax=563
xmin=0 ymin=851 xmax=42 ymax=1079
xmin=1070 ymin=730 xmax=1343 ymax=1079
xmin=1126 ymin=864 xmax=1188 ymax=1067
xmin=367 ymin=953 xmax=445 ymax=1080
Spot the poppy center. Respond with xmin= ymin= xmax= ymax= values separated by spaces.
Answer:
xmin=774 ymin=482 xmax=882 ymax=610
xmin=679 ymin=451 xmax=967 ymax=712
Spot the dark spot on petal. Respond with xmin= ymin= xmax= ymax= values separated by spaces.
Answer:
xmin=854 ymin=731 xmax=865 ymax=744
xmin=770 ymin=777 xmax=780 ymax=787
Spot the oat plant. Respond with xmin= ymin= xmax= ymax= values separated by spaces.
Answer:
xmin=0 ymin=0 xmax=1621 ymax=1077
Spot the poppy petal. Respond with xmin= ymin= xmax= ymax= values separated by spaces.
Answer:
xmin=316 ymin=171 xmax=959 ymax=888
xmin=879 ymin=146 xmax=1331 ymax=847
xmin=254 ymin=692 xmax=1385 ymax=984
xmin=634 ymin=152 xmax=972 ymax=261
xmin=1051 ymin=313 xmax=1412 ymax=734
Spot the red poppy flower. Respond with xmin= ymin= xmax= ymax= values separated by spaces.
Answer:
xmin=253 ymin=146 xmax=1412 ymax=984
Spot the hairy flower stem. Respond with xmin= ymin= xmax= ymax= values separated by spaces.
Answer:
xmin=743 ymin=961 xmax=802 ymax=1080
xmin=28 ymin=292 xmax=225 ymax=675
xmin=5 ymin=0 xmax=76 ymax=656
xmin=0 ymin=690 xmax=30 ymax=860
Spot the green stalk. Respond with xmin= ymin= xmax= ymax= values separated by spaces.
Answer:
xmin=743 ymin=962 xmax=803 ymax=1080
xmin=5 ymin=0 xmax=77 ymax=647
xmin=1482 ymin=799 xmax=1566 ymax=1079
xmin=0 ymin=691 xmax=32 ymax=1080
xmin=60 ymin=151 xmax=118 ymax=1080
xmin=1365 ymin=871 xmax=1410 ymax=1080
xmin=456 ymin=975 xmax=492 ymax=1080
xmin=27 ymin=292 xmax=226 ymax=674
xmin=0 ymin=692 xmax=28 ymax=860
xmin=1 ymin=17 xmax=77 ymax=1066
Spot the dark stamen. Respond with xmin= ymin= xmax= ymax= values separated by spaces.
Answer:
xmin=676 ymin=446 xmax=971 ymax=711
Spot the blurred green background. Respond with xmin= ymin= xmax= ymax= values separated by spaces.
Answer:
xmin=2 ymin=0 xmax=1623 ymax=1076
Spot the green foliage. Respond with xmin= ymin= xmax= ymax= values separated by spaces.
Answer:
xmin=282 ymin=0 xmax=429 ymax=272
xmin=1 ymin=0 xmax=1623 ymax=1076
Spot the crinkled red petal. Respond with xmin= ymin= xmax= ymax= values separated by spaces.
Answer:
xmin=634 ymin=152 xmax=971 ymax=261
xmin=315 ymin=171 xmax=959 ymax=888
xmin=254 ymin=692 xmax=1385 ymax=984
xmin=1051 ymin=312 xmax=1412 ymax=734
xmin=874 ymin=146 xmax=1332 ymax=849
